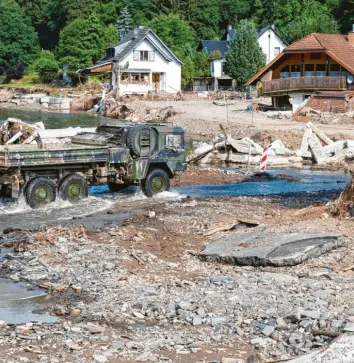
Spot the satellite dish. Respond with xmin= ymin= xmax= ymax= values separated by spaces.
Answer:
xmin=347 ymin=76 xmax=354 ymax=84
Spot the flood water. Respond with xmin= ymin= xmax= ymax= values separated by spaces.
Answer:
xmin=0 ymin=248 xmax=58 ymax=324
xmin=0 ymin=107 xmax=106 ymax=129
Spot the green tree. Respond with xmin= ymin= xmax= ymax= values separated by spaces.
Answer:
xmin=176 ymin=53 xmax=196 ymax=88
xmin=56 ymin=13 xmax=116 ymax=80
xmin=192 ymin=0 xmax=220 ymax=39
xmin=148 ymin=14 xmax=196 ymax=54
xmin=61 ymin=0 xmax=98 ymax=22
xmin=225 ymin=20 xmax=265 ymax=85
xmin=16 ymin=0 xmax=50 ymax=25
xmin=116 ymin=6 xmax=133 ymax=39
xmin=336 ymin=0 xmax=354 ymax=32
xmin=0 ymin=0 xmax=40 ymax=67
xmin=219 ymin=0 xmax=251 ymax=27
xmin=126 ymin=0 xmax=156 ymax=25
xmin=276 ymin=0 xmax=338 ymax=42
xmin=32 ymin=51 xmax=59 ymax=83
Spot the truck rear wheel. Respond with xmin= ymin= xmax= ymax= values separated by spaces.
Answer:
xmin=142 ymin=168 xmax=170 ymax=197
xmin=107 ymin=182 xmax=127 ymax=193
xmin=25 ymin=177 xmax=56 ymax=209
xmin=59 ymin=174 xmax=88 ymax=203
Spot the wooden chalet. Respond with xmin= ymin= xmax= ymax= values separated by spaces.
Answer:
xmin=246 ymin=30 xmax=354 ymax=111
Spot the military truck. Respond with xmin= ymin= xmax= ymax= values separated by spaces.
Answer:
xmin=0 ymin=121 xmax=186 ymax=208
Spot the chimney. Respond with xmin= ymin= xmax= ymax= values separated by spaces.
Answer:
xmin=348 ymin=24 xmax=354 ymax=46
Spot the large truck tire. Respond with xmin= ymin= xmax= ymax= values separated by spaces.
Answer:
xmin=25 ymin=177 xmax=56 ymax=208
xmin=127 ymin=126 xmax=157 ymax=157
xmin=142 ymin=168 xmax=170 ymax=197
xmin=58 ymin=174 xmax=88 ymax=203
xmin=107 ymin=182 xmax=128 ymax=193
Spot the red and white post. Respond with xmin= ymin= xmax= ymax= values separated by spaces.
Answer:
xmin=260 ymin=147 xmax=269 ymax=172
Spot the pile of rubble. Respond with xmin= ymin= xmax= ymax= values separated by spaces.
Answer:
xmin=0 ymin=118 xmax=96 ymax=146
xmin=188 ymin=122 xmax=354 ymax=166
xmin=104 ymin=96 xmax=177 ymax=122
xmin=298 ymin=107 xmax=354 ymax=125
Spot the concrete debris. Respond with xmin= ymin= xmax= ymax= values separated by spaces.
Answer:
xmin=200 ymin=232 xmax=345 ymax=267
xmin=188 ymin=122 xmax=354 ymax=166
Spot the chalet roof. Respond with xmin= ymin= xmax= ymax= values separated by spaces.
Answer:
xmin=97 ymin=27 xmax=182 ymax=65
xmin=198 ymin=40 xmax=229 ymax=56
xmin=246 ymin=33 xmax=354 ymax=85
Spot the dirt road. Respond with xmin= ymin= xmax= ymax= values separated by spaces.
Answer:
xmin=136 ymin=99 xmax=354 ymax=146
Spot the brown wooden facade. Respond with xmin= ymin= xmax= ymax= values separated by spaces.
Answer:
xmin=260 ymin=52 xmax=352 ymax=95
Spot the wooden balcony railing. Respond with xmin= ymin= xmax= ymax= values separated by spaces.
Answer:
xmin=262 ymin=76 xmax=347 ymax=95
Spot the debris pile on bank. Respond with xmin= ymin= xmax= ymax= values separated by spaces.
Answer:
xmin=0 ymin=118 xmax=96 ymax=146
xmin=104 ymin=96 xmax=177 ymax=122
xmin=188 ymin=122 xmax=354 ymax=166
xmin=0 ymin=118 xmax=42 ymax=145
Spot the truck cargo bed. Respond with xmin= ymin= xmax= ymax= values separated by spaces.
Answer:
xmin=0 ymin=144 xmax=109 ymax=168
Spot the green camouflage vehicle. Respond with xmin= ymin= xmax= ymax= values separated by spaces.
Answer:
xmin=0 ymin=121 xmax=186 ymax=208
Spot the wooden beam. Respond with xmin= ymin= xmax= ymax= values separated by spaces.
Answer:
xmin=89 ymin=64 xmax=113 ymax=73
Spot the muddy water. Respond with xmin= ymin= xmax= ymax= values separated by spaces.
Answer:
xmin=0 ymin=248 xmax=58 ymax=324
xmin=0 ymin=168 xmax=349 ymax=231
xmin=177 ymin=168 xmax=351 ymax=197
xmin=0 ymin=108 xmax=108 ymax=129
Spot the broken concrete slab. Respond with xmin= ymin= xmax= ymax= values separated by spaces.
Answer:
xmin=289 ymin=333 xmax=354 ymax=362
xmin=200 ymin=232 xmax=345 ymax=267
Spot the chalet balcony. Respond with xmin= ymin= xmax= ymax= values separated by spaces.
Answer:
xmin=262 ymin=76 xmax=348 ymax=95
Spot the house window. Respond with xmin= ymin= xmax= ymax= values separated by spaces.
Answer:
xmin=291 ymin=65 xmax=301 ymax=78
xmin=131 ymin=73 xmax=140 ymax=83
xmin=280 ymin=65 xmax=289 ymax=78
xmin=121 ymin=73 xmax=129 ymax=82
xmin=140 ymin=51 xmax=149 ymax=61
xmin=310 ymin=53 xmax=321 ymax=60
xmin=330 ymin=64 xmax=340 ymax=76
xmin=133 ymin=50 xmax=155 ymax=62
xmin=304 ymin=64 xmax=315 ymax=77
xmin=211 ymin=62 xmax=214 ymax=73
xmin=221 ymin=62 xmax=226 ymax=75
xmin=274 ymin=47 xmax=280 ymax=56
xmin=342 ymin=70 xmax=351 ymax=78
xmin=316 ymin=64 xmax=326 ymax=77
xmin=106 ymin=48 xmax=115 ymax=58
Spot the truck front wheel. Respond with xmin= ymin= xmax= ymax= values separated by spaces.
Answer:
xmin=59 ymin=174 xmax=88 ymax=203
xmin=25 ymin=177 xmax=56 ymax=209
xmin=142 ymin=168 xmax=170 ymax=197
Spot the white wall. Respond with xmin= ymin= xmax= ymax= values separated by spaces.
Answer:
xmin=289 ymin=93 xmax=305 ymax=113
xmin=117 ymin=36 xmax=181 ymax=94
xmin=258 ymin=29 xmax=286 ymax=64
xmin=210 ymin=58 xmax=224 ymax=78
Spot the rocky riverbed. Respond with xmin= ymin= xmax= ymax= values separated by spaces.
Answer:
xmin=1 ymin=187 xmax=354 ymax=363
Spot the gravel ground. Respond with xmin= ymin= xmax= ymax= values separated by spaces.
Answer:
xmin=1 ymin=191 xmax=354 ymax=363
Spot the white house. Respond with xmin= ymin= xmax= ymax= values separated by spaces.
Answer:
xmin=81 ymin=27 xmax=182 ymax=95
xmin=257 ymin=26 xmax=287 ymax=64
xmin=194 ymin=25 xmax=287 ymax=91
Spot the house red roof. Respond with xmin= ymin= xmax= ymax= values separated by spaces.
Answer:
xmin=246 ymin=33 xmax=354 ymax=85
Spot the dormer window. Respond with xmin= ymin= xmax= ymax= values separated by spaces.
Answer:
xmin=106 ymin=48 xmax=115 ymax=58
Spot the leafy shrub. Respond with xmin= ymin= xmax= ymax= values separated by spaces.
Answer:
xmin=32 ymin=51 xmax=59 ymax=83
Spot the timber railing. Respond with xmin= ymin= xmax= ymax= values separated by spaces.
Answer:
xmin=262 ymin=76 xmax=347 ymax=94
